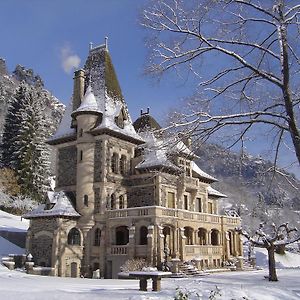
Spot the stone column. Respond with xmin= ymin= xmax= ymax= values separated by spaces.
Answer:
xmin=157 ymin=226 xmax=165 ymax=266
xmin=179 ymin=228 xmax=186 ymax=261
xmin=128 ymin=225 xmax=136 ymax=259
xmin=147 ymin=225 xmax=155 ymax=265
xmin=207 ymin=230 xmax=211 ymax=245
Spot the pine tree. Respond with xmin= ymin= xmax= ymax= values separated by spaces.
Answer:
xmin=1 ymin=84 xmax=25 ymax=168
xmin=2 ymin=83 xmax=50 ymax=201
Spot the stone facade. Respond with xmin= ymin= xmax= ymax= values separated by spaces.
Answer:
xmin=25 ymin=42 xmax=242 ymax=279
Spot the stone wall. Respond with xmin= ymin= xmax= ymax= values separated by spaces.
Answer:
xmin=94 ymin=140 xmax=102 ymax=182
xmin=29 ymin=218 xmax=58 ymax=267
xmin=127 ymin=186 xmax=155 ymax=207
xmin=57 ymin=146 xmax=77 ymax=187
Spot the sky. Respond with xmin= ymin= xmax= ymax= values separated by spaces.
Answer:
xmin=0 ymin=0 xmax=298 ymax=176
xmin=0 ymin=0 xmax=189 ymax=122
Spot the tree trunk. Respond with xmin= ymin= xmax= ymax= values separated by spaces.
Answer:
xmin=267 ymin=246 xmax=278 ymax=281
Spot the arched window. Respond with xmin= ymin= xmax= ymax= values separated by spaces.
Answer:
xmin=140 ymin=226 xmax=148 ymax=245
xmin=198 ymin=228 xmax=207 ymax=245
xmin=120 ymin=155 xmax=127 ymax=175
xmin=211 ymin=229 xmax=219 ymax=246
xmin=94 ymin=228 xmax=101 ymax=246
xmin=119 ymin=195 xmax=125 ymax=209
xmin=184 ymin=226 xmax=194 ymax=245
xmin=111 ymin=194 xmax=116 ymax=210
xmin=111 ymin=153 xmax=118 ymax=173
xmin=115 ymin=226 xmax=129 ymax=245
xmin=68 ymin=228 xmax=81 ymax=245
xmin=84 ymin=195 xmax=88 ymax=207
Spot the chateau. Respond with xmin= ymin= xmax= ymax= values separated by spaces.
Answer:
xmin=24 ymin=41 xmax=242 ymax=279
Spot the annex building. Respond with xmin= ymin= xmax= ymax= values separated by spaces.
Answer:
xmin=24 ymin=40 xmax=242 ymax=279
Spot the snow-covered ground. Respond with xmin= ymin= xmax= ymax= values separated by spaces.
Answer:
xmin=0 ymin=210 xmax=29 ymax=232
xmin=0 ymin=266 xmax=299 ymax=300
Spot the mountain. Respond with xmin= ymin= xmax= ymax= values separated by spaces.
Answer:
xmin=0 ymin=57 xmax=65 ymax=172
xmin=195 ymin=143 xmax=300 ymax=230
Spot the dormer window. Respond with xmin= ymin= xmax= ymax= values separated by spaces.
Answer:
xmin=115 ymin=107 xmax=127 ymax=129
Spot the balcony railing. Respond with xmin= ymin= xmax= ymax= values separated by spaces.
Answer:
xmin=185 ymin=245 xmax=223 ymax=256
xmin=107 ymin=206 xmax=240 ymax=226
xmin=110 ymin=245 xmax=128 ymax=255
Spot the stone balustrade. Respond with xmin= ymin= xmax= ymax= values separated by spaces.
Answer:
xmin=106 ymin=206 xmax=240 ymax=227
xmin=185 ymin=245 xmax=222 ymax=256
xmin=110 ymin=245 xmax=128 ymax=255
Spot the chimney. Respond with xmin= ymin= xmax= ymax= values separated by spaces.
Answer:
xmin=72 ymin=69 xmax=85 ymax=111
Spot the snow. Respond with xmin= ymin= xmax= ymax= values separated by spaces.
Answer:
xmin=0 ymin=266 xmax=299 ymax=299
xmin=49 ymin=101 xmax=76 ymax=141
xmin=92 ymin=90 xmax=143 ymax=143
xmin=72 ymin=85 xmax=102 ymax=116
xmin=255 ymin=247 xmax=300 ymax=269
xmin=191 ymin=161 xmax=217 ymax=182
xmin=23 ymin=191 xmax=80 ymax=218
xmin=0 ymin=210 xmax=29 ymax=232
xmin=0 ymin=236 xmax=25 ymax=259
xmin=207 ymin=186 xmax=227 ymax=198
xmin=135 ymin=132 xmax=180 ymax=171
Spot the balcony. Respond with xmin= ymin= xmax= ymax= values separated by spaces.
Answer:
xmin=185 ymin=245 xmax=223 ymax=257
xmin=106 ymin=206 xmax=240 ymax=227
xmin=109 ymin=245 xmax=128 ymax=255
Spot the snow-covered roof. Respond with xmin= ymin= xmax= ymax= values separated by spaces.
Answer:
xmin=71 ymin=85 xmax=102 ymax=116
xmin=207 ymin=186 xmax=227 ymax=198
xmin=191 ymin=161 xmax=217 ymax=182
xmin=90 ymin=91 xmax=144 ymax=142
xmin=136 ymin=132 xmax=181 ymax=171
xmin=23 ymin=191 xmax=80 ymax=219
xmin=48 ymin=101 xmax=76 ymax=142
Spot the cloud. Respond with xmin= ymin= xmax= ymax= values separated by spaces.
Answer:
xmin=60 ymin=45 xmax=81 ymax=74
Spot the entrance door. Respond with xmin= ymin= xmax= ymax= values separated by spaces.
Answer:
xmin=71 ymin=262 xmax=78 ymax=278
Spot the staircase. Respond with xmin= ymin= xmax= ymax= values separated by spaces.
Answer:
xmin=178 ymin=262 xmax=208 ymax=277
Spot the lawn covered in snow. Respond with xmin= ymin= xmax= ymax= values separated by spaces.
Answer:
xmin=0 ymin=210 xmax=29 ymax=232
xmin=0 ymin=265 xmax=299 ymax=300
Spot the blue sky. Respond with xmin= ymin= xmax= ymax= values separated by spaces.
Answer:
xmin=0 ymin=0 xmax=298 ymax=176
xmin=0 ymin=0 xmax=189 ymax=122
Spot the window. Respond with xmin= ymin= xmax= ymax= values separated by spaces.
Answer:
xmin=111 ymin=153 xmax=118 ymax=173
xmin=184 ymin=195 xmax=188 ymax=210
xmin=84 ymin=195 xmax=88 ymax=207
xmin=119 ymin=195 xmax=125 ymax=209
xmin=211 ymin=229 xmax=219 ymax=245
xmin=115 ymin=226 xmax=129 ymax=245
xmin=196 ymin=198 xmax=202 ymax=212
xmin=167 ymin=192 xmax=175 ymax=208
xmin=79 ymin=150 xmax=83 ymax=162
xmin=184 ymin=227 xmax=193 ymax=245
xmin=79 ymin=128 xmax=83 ymax=137
xmin=139 ymin=226 xmax=148 ymax=245
xmin=198 ymin=228 xmax=207 ymax=245
xmin=111 ymin=194 xmax=116 ymax=210
xmin=94 ymin=228 xmax=101 ymax=246
xmin=120 ymin=155 xmax=127 ymax=175
xmin=208 ymin=202 xmax=213 ymax=214
xmin=68 ymin=228 xmax=81 ymax=245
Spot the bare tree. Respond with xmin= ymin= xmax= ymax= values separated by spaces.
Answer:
xmin=236 ymin=222 xmax=300 ymax=281
xmin=141 ymin=0 xmax=300 ymax=168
